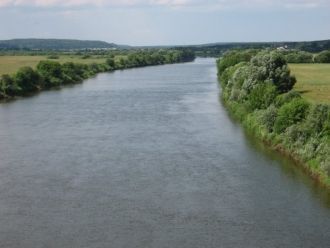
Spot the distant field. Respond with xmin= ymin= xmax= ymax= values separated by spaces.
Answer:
xmin=290 ymin=64 xmax=330 ymax=104
xmin=0 ymin=55 xmax=107 ymax=76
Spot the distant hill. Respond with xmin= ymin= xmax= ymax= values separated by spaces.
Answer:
xmin=0 ymin=39 xmax=129 ymax=50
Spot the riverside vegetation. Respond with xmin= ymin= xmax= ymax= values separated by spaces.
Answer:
xmin=0 ymin=49 xmax=195 ymax=100
xmin=217 ymin=49 xmax=330 ymax=187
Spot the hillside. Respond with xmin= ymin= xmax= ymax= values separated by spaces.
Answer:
xmin=0 ymin=38 xmax=128 ymax=50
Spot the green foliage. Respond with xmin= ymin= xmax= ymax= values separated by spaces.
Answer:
xmin=82 ymin=55 xmax=91 ymax=59
xmin=218 ymin=48 xmax=330 ymax=184
xmin=37 ymin=60 xmax=63 ymax=87
xmin=314 ymin=50 xmax=330 ymax=63
xmin=247 ymin=83 xmax=277 ymax=111
xmin=0 ymin=49 xmax=195 ymax=100
xmin=106 ymin=58 xmax=115 ymax=68
xmin=218 ymin=49 xmax=258 ymax=75
xmin=14 ymin=66 xmax=41 ymax=93
xmin=47 ymin=55 xmax=59 ymax=59
xmin=0 ymin=74 xmax=20 ymax=97
xmin=283 ymin=51 xmax=313 ymax=63
xmin=259 ymin=105 xmax=278 ymax=132
xmin=250 ymin=51 xmax=296 ymax=93
xmin=305 ymin=104 xmax=330 ymax=136
xmin=275 ymin=90 xmax=301 ymax=107
xmin=274 ymin=98 xmax=310 ymax=133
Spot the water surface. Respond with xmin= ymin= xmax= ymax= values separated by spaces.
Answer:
xmin=0 ymin=58 xmax=329 ymax=248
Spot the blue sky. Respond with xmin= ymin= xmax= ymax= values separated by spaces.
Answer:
xmin=0 ymin=0 xmax=329 ymax=45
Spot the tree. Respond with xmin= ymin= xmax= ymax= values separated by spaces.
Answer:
xmin=36 ymin=61 xmax=63 ymax=88
xmin=14 ymin=67 xmax=41 ymax=93
xmin=314 ymin=50 xmax=330 ymax=63
xmin=250 ymin=51 xmax=296 ymax=93
xmin=274 ymin=98 xmax=310 ymax=133
xmin=106 ymin=58 xmax=115 ymax=68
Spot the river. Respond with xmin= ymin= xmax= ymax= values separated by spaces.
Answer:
xmin=0 ymin=58 xmax=329 ymax=247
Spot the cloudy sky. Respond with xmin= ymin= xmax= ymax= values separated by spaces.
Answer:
xmin=0 ymin=0 xmax=329 ymax=45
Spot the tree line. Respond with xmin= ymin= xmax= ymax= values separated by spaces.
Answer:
xmin=279 ymin=50 xmax=330 ymax=63
xmin=0 ymin=49 xmax=195 ymax=100
xmin=218 ymin=49 xmax=330 ymax=186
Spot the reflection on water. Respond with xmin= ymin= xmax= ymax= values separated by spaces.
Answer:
xmin=0 ymin=58 xmax=329 ymax=248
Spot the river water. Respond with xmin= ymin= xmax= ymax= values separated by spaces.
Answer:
xmin=0 ymin=58 xmax=329 ymax=248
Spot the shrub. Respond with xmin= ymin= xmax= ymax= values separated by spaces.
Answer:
xmin=37 ymin=60 xmax=63 ymax=88
xmin=47 ymin=55 xmax=59 ymax=59
xmin=14 ymin=67 xmax=41 ymax=93
xmin=274 ymin=98 xmax=310 ymax=133
xmin=314 ymin=50 xmax=330 ymax=63
xmin=275 ymin=90 xmax=301 ymax=107
xmin=285 ymin=51 xmax=313 ymax=63
xmin=259 ymin=105 xmax=278 ymax=132
xmin=304 ymin=104 xmax=330 ymax=136
xmin=246 ymin=83 xmax=278 ymax=111
xmin=0 ymin=74 xmax=20 ymax=97
xmin=218 ymin=49 xmax=258 ymax=75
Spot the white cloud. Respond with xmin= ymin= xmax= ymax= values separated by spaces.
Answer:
xmin=0 ymin=0 xmax=328 ymax=8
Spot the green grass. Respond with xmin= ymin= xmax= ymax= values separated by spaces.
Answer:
xmin=0 ymin=55 xmax=107 ymax=76
xmin=290 ymin=64 xmax=330 ymax=104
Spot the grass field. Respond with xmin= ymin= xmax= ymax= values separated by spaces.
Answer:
xmin=0 ymin=55 xmax=107 ymax=76
xmin=290 ymin=64 xmax=330 ymax=104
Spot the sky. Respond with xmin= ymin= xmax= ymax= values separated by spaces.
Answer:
xmin=0 ymin=0 xmax=329 ymax=45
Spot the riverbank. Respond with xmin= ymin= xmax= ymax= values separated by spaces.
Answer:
xmin=217 ymin=50 xmax=330 ymax=188
xmin=221 ymin=99 xmax=330 ymax=188
xmin=0 ymin=49 xmax=195 ymax=101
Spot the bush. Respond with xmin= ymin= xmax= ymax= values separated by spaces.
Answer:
xmin=275 ymin=90 xmax=301 ymax=107
xmin=259 ymin=105 xmax=278 ymax=132
xmin=314 ymin=50 xmax=330 ymax=63
xmin=247 ymin=83 xmax=277 ymax=111
xmin=106 ymin=58 xmax=115 ymax=68
xmin=47 ymin=55 xmax=59 ymax=59
xmin=304 ymin=104 xmax=330 ymax=136
xmin=0 ymin=74 xmax=20 ymax=97
xmin=218 ymin=49 xmax=258 ymax=75
xmin=37 ymin=61 xmax=63 ymax=88
xmin=14 ymin=66 xmax=41 ymax=93
xmin=274 ymin=98 xmax=310 ymax=133
xmin=285 ymin=51 xmax=313 ymax=63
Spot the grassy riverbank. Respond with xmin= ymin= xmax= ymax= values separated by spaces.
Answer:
xmin=0 ymin=55 xmax=108 ymax=76
xmin=0 ymin=49 xmax=195 ymax=100
xmin=218 ymin=50 xmax=330 ymax=188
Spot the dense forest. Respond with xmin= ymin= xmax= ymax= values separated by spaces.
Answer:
xmin=217 ymin=50 xmax=330 ymax=186
xmin=0 ymin=49 xmax=195 ymax=100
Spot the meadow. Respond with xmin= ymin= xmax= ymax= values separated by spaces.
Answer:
xmin=290 ymin=63 xmax=330 ymax=104
xmin=0 ymin=55 xmax=107 ymax=75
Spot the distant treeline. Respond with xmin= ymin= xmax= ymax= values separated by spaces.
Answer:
xmin=0 ymin=49 xmax=195 ymax=100
xmin=1 ymin=38 xmax=330 ymax=56
xmin=217 ymin=49 xmax=330 ymax=186
xmin=279 ymin=50 xmax=330 ymax=63
xmin=189 ymin=39 xmax=330 ymax=57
